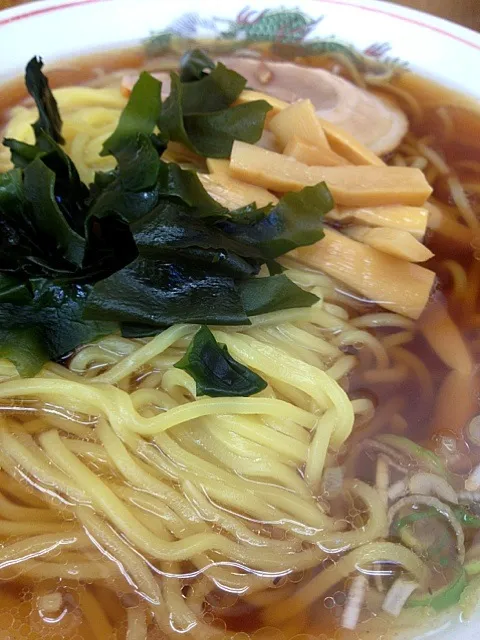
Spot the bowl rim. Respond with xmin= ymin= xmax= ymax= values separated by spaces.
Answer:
xmin=1 ymin=0 xmax=480 ymax=49
xmin=1 ymin=0 xmax=480 ymax=97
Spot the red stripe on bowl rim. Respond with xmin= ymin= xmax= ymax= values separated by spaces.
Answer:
xmin=0 ymin=0 xmax=479 ymax=52
xmin=321 ymin=0 xmax=480 ymax=52
xmin=0 ymin=0 xmax=112 ymax=26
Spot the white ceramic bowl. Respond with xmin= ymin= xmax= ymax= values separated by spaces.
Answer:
xmin=1 ymin=1 xmax=480 ymax=638
xmin=1 ymin=0 xmax=480 ymax=95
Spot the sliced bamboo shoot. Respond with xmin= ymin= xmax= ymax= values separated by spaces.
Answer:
xmin=206 ymin=158 xmax=230 ymax=175
xmin=284 ymin=135 xmax=347 ymax=166
xmin=420 ymin=302 xmax=473 ymax=375
xmin=166 ymin=141 xmax=203 ymax=166
xmin=290 ymin=228 xmax=435 ymax=319
xmin=230 ymin=142 xmax=433 ymax=207
xmin=198 ymin=173 xmax=278 ymax=209
xmin=257 ymin=129 xmax=280 ymax=152
xmin=327 ymin=205 xmax=428 ymax=240
xmin=269 ymin=99 xmax=329 ymax=150
xmin=343 ymin=226 xmax=434 ymax=262
xmin=234 ymin=90 xmax=287 ymax=122
xmin=317 ymin=117 xmax=386 ymax=166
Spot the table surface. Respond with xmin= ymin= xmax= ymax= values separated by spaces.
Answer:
xmin=0 ymin=0 xmax=479 ymax=31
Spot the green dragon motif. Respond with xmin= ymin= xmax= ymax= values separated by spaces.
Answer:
xmin=144 ymin=7 xmax=407 ymax=79
xmin=218 ymin=7 xmax=322 ymax=42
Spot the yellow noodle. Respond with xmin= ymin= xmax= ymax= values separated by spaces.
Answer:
xmin=261 ymin=415 xmax=310 ymax=444
xmin=324 ymin=302 xmax=350 ymax=320
xmin=179 ymin=426 xmax=309 ymax=496
xmin=381 ymin=331 xmax=415 ymax=349
xmin=0 ymin=471 xmax=47 ymax=508
xmin=215 ymin=332 xmax=354 ymax=448
xmin=182 ymin=481 xmax=300 ymax=553
xmin=0 ymin=490 xmax=61 ymax=522
xmin=69 ymin=346 xmax=125 ymax=373
xmin=416 ymin=142 xmax=450 ymax=175
xmin=333 ymin=330 xmax=389 ymax=368
xmin=352 ymin=313 xmax=415 ymax=330
xmin=393 ymin=153 xmax=407 ymax=167
xmin=369 ymin=81 xmax=423 ymax=123
xmin=442 ymin=260 xmax=469 ymax=301
xmin=274 ymin=323 xmax=341 ymax=359
xmin=0 ymin=429 xmax=88 ymax=503
xmin=248 ymin=326 xmax=329 ymax=370
xmin=96 ymin=419 xmax=212 ymax=522
xmin=121 ymin=498 xmax=266 ymax=593
xmin=264 ymin=542 xmax=429 ymax=624
xmin=0 ymin=520 xmax=74 ymax=536
xmin=203 ymin=414 xmax=308 ymax=464
xmin=160 ymin=575 xmax=224 ymax=638
xmin=28 ymin=414 xmax=94 ymax=439
xmin=0 ymin=531 xmax=89 ymax=570
xmin=410 ymin=156 xmax=428 ymax=170
xmin=6 ymin=559 xmax=118 ymax=581
xmin=425 ymin=164 xmax=440 ymax=186
xmin=114 ymin=485 xmax=204 ymax=539
xmin=351 ymin=398 xmax=375 ymax=416
xmin=390 ymin=346 xmax=435 ymax=401
xmin=325 ymin=354 xmax=357 ymax=380
xmin=1 ymin=87 xmax=126 ymax=182
xmin=0 ymin=378 xmax=317 ymax=435
xmin=448 ymin=175 xmax=479 ymax=229
xmin=436 ymin=106 xmax=455 ymax=140
xmin=126 ymin=604 xmax=149 ymax=640
xmin=350 ymin=396 xmax=405 ymax=446
xmin=305 ymin=408 xmax=337 ymax=491
xmin=93 ymin=324 xmax=194 ymax=383
xmin=76 ymin=506 xmax=162 ymax=604
xmin=243 ymin=582 xmax=298 ymax=607
xmin=154 ymin=431 xmax=332 ymax=530
xmin=161 ymin=368 xmax=196 ymax=400
xmin=363 ymin=364 xmax=409 ymax=384
xmin=78 ymin=587 xmax=116 ymax=640
xmin=40 ymin=429 xmax=322 ymax=569
xmin=64 ymin=440 xmax=111 ymax=466
xmin=329 ymin=52 xmax=368 ymax=87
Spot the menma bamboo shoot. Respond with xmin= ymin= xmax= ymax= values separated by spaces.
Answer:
xmin=230 ymin=142 xmax=433 ymax=207
xmin=284 ymin=136 xmax=347 ymax=167
xmin=327 ymin=205 xmax=428 ymax=240
xmin=290 ymin=228 xmax=435 ymax=319
xmin=269 ymin=99 xmax=329 ymax=150
xmin=206 ymin=158 xmax=230 ymax=176
xmin=343 ymin=226 xmax=434 ymax=262
xmin=198 ymin=173 xmax=278 ymax=209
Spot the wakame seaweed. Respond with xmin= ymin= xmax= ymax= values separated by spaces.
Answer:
xmin=0 ymin=53 xmax=332 ymax=382
xmin=174 ymin=325 xmax=267 ymax=397
xmin=157 ymin=62 xmax=273 ymax=157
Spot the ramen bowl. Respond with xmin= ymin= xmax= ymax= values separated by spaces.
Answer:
xmin=1 ymin=2 xmax=480 ymax=639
